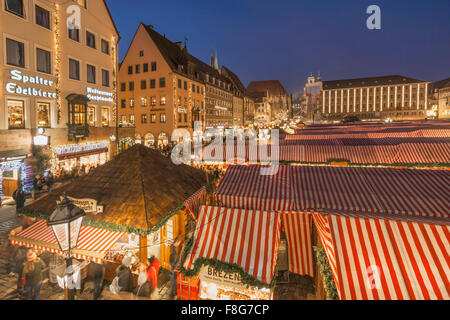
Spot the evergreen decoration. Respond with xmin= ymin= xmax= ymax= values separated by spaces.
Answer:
xmin=179 ymin=235 xmax=276 ymax=289
xmin=32 ymin=145 xmax=51 ymax=174
xmin=313 ymin=246 xmax=338 ymax=300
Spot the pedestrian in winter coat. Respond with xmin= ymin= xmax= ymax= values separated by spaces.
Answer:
xmin=23 ymin=250 xmax=46 ymax=300
xmin=13 ymin=246 xmax=28 ymax=295
xmin=115 ymin=257 xmax=134 ymax=292
xmin=169 ymin=237 xmax=182 ymax=299
xmin=12 ymin=185 xmax=26 ymax=212
xmin=133 ymin=262 xmax=153 ymax=298
xmin=91 ymin=263 xmax=105 ymax=300
xmin=148 ymin=255 xmax=160 ymax=288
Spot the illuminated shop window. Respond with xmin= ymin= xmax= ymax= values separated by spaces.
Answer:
xmin=37 ymin=102 xmax=50 ymax=127
xmin=87 ymin=106 xmax=96 ymax=126
xmin=8 ymin=99 xmax=25 ymax=129
xmin=102 ymin=108 xmax=110 ymax=127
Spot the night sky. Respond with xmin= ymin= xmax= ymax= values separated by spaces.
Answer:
xmin=107 ymin=0 xmax=450 ymax=95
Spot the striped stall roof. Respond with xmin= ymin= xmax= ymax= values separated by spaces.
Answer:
xmin=312 ymin=211 xmax=450 ymax=300
xmin=184 ymin=186 xmax=207 ymax=221
xmin=182 ymin=206 xmax=281 ymax=285
xmin=9 ymin=220 xmax=126 ymax=263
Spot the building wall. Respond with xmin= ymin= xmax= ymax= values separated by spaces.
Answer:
xmin=205 ymin=83 xmax=233 ymax=128
xmin=321 ymin=82 xmax=430 ymax=121
xmin=438 ymin=87 xmax=450 ymax=119
xmin=232 ymin=95 xmax=244 ymax=127
xmin=0 ymin=0 xmax=120 ymax=162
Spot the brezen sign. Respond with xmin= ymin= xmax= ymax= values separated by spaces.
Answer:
xmin=5 ymin=70 xmax=56 ymax=98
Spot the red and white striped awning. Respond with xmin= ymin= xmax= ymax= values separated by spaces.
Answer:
xmin=182 ymin=206 xmax=281 ymax=285
xmin=9 ymin=219 xmax=126 ymax=264
xmin=312 ymin=211 xmax=450 ymax=300
xmin=184 ymin=187 xmax=207 ymax=221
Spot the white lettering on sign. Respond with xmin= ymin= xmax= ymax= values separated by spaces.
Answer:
xmin=6 ymin=70 xmax=56 ymax=98
xmin=86 ymin=87 xmax=113 ymax=102
xmin=54 ymin=141 xmax=109 ymax=156
xmin=199 ymin=266 xmax=247 ymax=290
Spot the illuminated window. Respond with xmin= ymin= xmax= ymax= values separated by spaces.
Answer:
xmin=87 ymin=106 xmax=96 ymax=126
xmin=37 ymin=102 xmax=50 ymax=127
xmin=140 ymin=97 xmax=147 ymax=107
xmin=69 ymin=104 xmax=86 ymax=125
xmin=160 ymin=96 xmax=166 ymax=105
xmin=130 ymin=115 xmax=135 ymax=125
xmin=7 ymin=99 xmax=25 ymax=129
xmin=141 ymin=114 xmax=147 ymax=124
xmin=101 ymin=108 xmax=109 ymax=127
xmin=129 ymin=98 xmax=134 ymax=107
xmin=160 ymin=113 xmax=166 ymax=123
xmin=150 ymin=114 xmax=156 ymax=123
xmin=150 ymin=96 xmax=156 ymax=106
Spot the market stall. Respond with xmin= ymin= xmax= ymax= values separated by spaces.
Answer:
xmin=17 ymin=144 xmax=208 ymax=279
xmin=180 ymin=206 xmax=281 ymax=300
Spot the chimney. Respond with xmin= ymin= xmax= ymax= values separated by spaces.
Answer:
xmin=174 ymin=41 xmax=183 ymax=49
xmin=148 ymin=25 xmax=154 ymax=30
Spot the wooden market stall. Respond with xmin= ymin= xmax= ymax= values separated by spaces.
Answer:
xmin=15 ymin=144 xmax=208 ymax=280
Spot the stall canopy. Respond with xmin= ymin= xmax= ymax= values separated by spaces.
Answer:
xmin=182 ymin=206 xmax=281 ymax=286
xmin=312 ymin=210 xmax=450 ymax=300
xmin=9 ymin=219 xmax=126 ymax=263
xmin=20 ymin=144 xmax=207 ymax=235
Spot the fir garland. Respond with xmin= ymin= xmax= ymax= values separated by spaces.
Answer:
xmin=179 ymin=233 xmax=276 ymax=289
xmin=313 ymin=246 xmax=338 ymax=300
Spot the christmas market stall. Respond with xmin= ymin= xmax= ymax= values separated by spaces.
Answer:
xmin=179 ymin=206 xmax=281 ymax=300
xmin=12 ymin=144 xmax=208 ymax=280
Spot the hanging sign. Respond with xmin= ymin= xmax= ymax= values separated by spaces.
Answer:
xmin=60 ymin=196 xmax=104 ymax=214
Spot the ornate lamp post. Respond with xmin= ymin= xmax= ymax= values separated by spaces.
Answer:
xmin=47 ymin=193 xmax=85 ymax=300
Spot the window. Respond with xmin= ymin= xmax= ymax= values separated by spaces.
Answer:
xmin=5 ymin=0 xmax=24 ymax=17
xmin=141 ymin=80 xmax=146 ymax=90
xmin=129 ymin=98 xmax=134 ymax=107
xmin=128 ymin=66 xmax=133 ymax=75
xmin=87 ymin=64 xmax=96 ymax=84
xmin=6 ymin=38 xmax=25 ymax=68
xmin=101 ymin=39 xmax=110 ymax=55
xmin=136 ymin=64 xmax=141 ymax=74
xmin=35 ymin=5 xmax=50 ymax=29
xmin=150 ymin=96 xmax=156 ymax=106
xmin=159 ymin=77 xmax=166 ymax=88
xmin=121 ymin=115 xmax=126 ymax=125
xmin=68 ymin=103 xmax=86 ymax=125
xmin=8 ymin=100 xmax=25 ymax=129
xmin=160 ymin=96 xmax=166 ymax=105
xmin=69 ymin=59 xmax=80 ymax=80
xmin=120 ymin=83 xmax=126 ymax=92
xmin=140 ymin=97 xmax=147 ymax=106
xmin=150 ymin=79 xmax=155 ymax=88
xmin=178 ymin=113 xmax=182 ymax=122
xmin=178 ymin=79 xmax=182 ymax=88
xmin=141 ymin=114 xmax=147 ymax=124
xmin=160 ymin=113 xmax=166 ymax=123
xmin=102 ymin=108 xmax=109 ymax=127
xmin=192 ymin=84 xmax=195 ymax=92
xmin=184 ymin=81 xmax=187 ymax=90
xmin=129 ymin=81 xmax=134 ymax=91
xmin=87 ymin=106 xmax=96 ymax=126
xmin=37 ymin=102 xmax=50 ymax=127
xmin=139 ymin=50 xmax=144 ymax=57
xmin=121 ymin=99 xmax=126 ymax=108
xmin=151 ymin=62 xmax=157 ymax=71
xmin=184 ymin=113 xmax=187 ymax=122
xmin=150 ymin=114 xmax=156 ymax=123
xmin=36 ymin=48 xmax=51 ymax=74
xmin=76 ymin=0 xmax=87 ymax=8
xmin=143 ymin=63 xmax=148 ymax=73
xmin=130 ymin=114 xmax=135 ymax=125
xmin=102 ymin=69 xmax=110 ymax=87
xmin=86 ymin=31 xmax=96 ymax=49
xmin=68 ymin=27 xmax=79 ymax=42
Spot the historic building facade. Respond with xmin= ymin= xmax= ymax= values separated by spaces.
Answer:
xmin=321 ymin=75 xmax=432 ymax=121
xmin=0 ymin=0 xmax=129 ymax=198
xmin=247 ymin=80 xmax=292 ymax=125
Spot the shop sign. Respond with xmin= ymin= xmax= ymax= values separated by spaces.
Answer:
xmin=5 ymin=70 xmax=56 ymax=98
xmin=33 ymin=135 xmax=50 ymax=146
xmin=199 ymin=265 xmax=247 ymax=291
xmin=62 ymin=196 xmax=104 ymax=214
xmin=86 ymin=87 xmax=113 ymax=102
xmin=54 ymin=141 xmax=109 ymax=156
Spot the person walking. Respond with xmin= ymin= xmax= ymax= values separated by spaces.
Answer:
xmin=13 ymin=246 xmax=27 ymax=297
xmin=91 ymin=263 xmax=105 ymax=300
xmin=23 ymin=250 xmax=46 ymax=300
xmin=115 ymin=256 xmax=134 ymax=292
xmin=169 ymin=237 xmax=182 ymax=300
xmin=12 ymin=184 xmax=26 ymax=212
xmin=148 ymin=255 xmax=160 ymax=288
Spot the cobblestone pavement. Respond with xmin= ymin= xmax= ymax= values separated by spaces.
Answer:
xmin=0 ymin=201 xmax=173 ymax=301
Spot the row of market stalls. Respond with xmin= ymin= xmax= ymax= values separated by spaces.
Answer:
xmin=178 ymin=164 xmax=449 ymax=300
xmin=9 ymin=144 xmax=208 ymax=283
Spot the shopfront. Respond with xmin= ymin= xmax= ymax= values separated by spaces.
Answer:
xmin=52 ymin=141 xmax=110 ymax=174
xmin=0 ymin=150 xmax=31 ymax=199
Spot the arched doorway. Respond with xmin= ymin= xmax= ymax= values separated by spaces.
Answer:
xmin=157 ymin=132 xmax=169 ymax=147
xmin=119 ymin=137 xmax=135 ymax=152
xmin=144 ymin=133 xmax=155 ymax=148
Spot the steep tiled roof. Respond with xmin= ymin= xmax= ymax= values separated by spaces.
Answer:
xmin=247 ymin=80 xmax=288 ymax=96
xmin=431 ymin=77 xmax=450 ymax=91
xmin=322 ymin=75 xmax=426 ymax=90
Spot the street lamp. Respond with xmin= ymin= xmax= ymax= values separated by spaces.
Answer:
xmin=47 ymin=193 xmax=85 ymax=300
